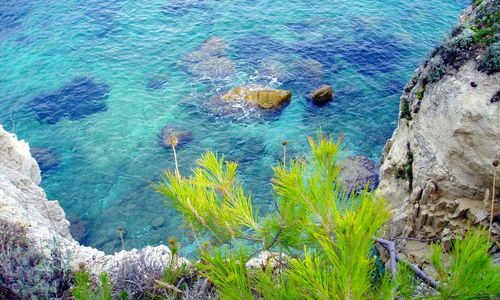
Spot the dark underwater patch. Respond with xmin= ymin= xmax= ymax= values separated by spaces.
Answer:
xmin=0 ymin=0 xmax=31 ymax=39
xmin=30 ymin=148 xmax=61 ymax=173
xmin=145 ymin=75 xmax=169 ymax=90
xmin=382 ymin=78 xmax=406 ymax=97
xmin=290 ymin=37 xmax=341 ymax=71
xmin=233 ymin=34 xmax=292 ymax=64
xmin=83 ymin=0 xmax=121 ymax=38
xmin=161 ymin=0 xmax=208 ymax=16
xmin=29 ymin=77 xmax=110 ymax=124
xmin=346 ymin=33 xmax=411 ymax=76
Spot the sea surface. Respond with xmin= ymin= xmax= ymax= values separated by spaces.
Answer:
xmin=0 ymin=0 xmax=468 ymax=255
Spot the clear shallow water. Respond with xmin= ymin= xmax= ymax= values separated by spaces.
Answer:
xmin=0 ymin=0 xmax=467 ymax=255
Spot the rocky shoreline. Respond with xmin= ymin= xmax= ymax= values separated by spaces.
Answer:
xmin=0 ymin=125 xmax=188 ymax=294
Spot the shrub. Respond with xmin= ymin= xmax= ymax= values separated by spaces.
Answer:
xmin=472 ymin=0 xmax=483 ymax=7
xmin=471 ymin=3 xmax=500 ymax=46
xmin=479 ymin=41 xmax=500 ymax=73
xmin=445 ymin=28 xmax=474 ymax=54
xmin=0 ymin=220 xmax=71 ymax=299
xmin=156 ymin=130 xmax=395 ymax=299
xmin=401 ymin=98 xmax=413 ymax=120
xmin=72 ymin=271 xmax=114 ymax=300
xmin=425 ymin=56 xmax=446 ymax=82
xmin=156 ymin=129 xmax=500 ymax=299
xmin=416 ymin=87 xmax=426 ymax=100
xmin=430 ymin=228 xmax=500 ymax=299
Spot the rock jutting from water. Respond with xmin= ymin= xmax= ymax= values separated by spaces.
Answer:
xmin=29 ymin=77 xmax=110 ymax=124
xmin=222 ymin=84 xmax=292 ymax=109
xmin=308 ymin=84 xmax=334 ymax=105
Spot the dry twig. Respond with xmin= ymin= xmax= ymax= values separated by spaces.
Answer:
xmin=376 ymin=238 xmax=439 ymax=289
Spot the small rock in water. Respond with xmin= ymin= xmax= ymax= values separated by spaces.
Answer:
xmin=159 ymin=126 xmax=193 ymax=149
xmin=222 ymin=84 xmax=292 ymax=109
xmin=29 ymin=77 xmax=109 ymax=124
xmin=30 ymin=148 xmax=60 ymax=173
xmin=308 ymin=84 xmax=334 ymax=105
xmin=339 ymin=156 xmax=379 ymax=193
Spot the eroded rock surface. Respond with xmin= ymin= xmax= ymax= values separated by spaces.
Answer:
xmin=378 ymin=0 xmax=500 ymax=266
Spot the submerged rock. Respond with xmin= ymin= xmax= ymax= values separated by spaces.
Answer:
xmin=161 ymin=0 xmax=208 ymax=15
xmin=181 ymin=37 xmax=235 ymax=80
xmin=340 ymin=156 xmax=379 ymax=193
xmin=145 ymin=75 xmax=169 ymax=90
xmin=29 ymin=77 xmax=110 ymax=124
xmin=187 ymin=56 xmax=235 ymax=80
xmin=308 ymin=84 xmax=334 ymax=105
xmin=258 ymin=58 xmax=293 ymax=83
xmin=293 ymin=58 xmax=324 ymax=80
xmin=222 ymin=84 xmax=292 ymax=109
xmin=69 ymin=218 xmax=88 ymax=242
xmin=159 ymin=126 xmax=193 ymax=149
xmin=30 ymin=147 xmax=60 ymax=173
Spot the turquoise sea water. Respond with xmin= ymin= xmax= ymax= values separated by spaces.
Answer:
xmin=0 ymin=0 xmax=467 ymax=255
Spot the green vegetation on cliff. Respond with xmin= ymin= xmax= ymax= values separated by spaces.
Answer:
xmin=154 ymin=130 xmax=500 ymax=299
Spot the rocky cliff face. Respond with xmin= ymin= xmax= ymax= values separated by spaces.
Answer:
xmin=0 ymin=125 xmax=186 ymax=291
xmin=379 ymin=0 xmax=499 ymax=263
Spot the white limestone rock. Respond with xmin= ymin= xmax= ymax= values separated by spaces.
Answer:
xmin=0 ymin=125 xmax=188 ymax=288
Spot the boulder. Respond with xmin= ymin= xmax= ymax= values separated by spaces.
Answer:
xmin=339 ymin=156 xmax=379 ymax=193
xmin=30 ymin=147 xmax=60 ymax=173
xmin=308 ymin=85 xmax=334 ymax=105
xmin=160 ymin=126 xmax=193 ymax=149
xmin=222 ymin=84 xmax=292 ymax=109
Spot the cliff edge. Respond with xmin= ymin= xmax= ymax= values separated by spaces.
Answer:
xmin=379 ymin=0 xmax=499 ymax=264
